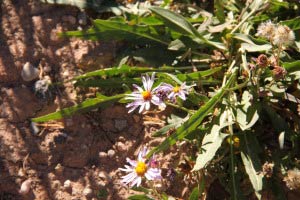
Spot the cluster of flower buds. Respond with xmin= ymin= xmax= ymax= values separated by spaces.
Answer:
xmin=256 ymin=21 xmax=295 ymax=46
xmin=252 ymin=54 xmax=287 ymax=79
xmin=125 ymin=73 xmax=195 ymax=113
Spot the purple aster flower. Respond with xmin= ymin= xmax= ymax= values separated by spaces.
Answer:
xmin=125 ymin=73 xmax=166 ymax=113
xmin=155 ymin=82 xmax=195 ymax=101
xmin=119 ymin=147 xmax=162 ymax=187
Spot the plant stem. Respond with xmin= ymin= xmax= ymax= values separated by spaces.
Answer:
xmin=165 ymin=102 xmax=193 ymax=114
xmin=229 ymin=124 xmax=238 ymax=200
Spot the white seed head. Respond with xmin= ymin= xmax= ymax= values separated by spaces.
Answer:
xmin=273 ymin=24 xmax=295 ymax=46
xmin=256 ymin=21 xmax=276 ymax=39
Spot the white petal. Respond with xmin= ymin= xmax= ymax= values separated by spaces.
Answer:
xmin=126 ymin=158 xmax=137 ymax=167
xmin=130 ymin=176 xmax=142 ymax=187
xmin=178 ymin=92 xmax=186 ymax=100
xmin=145 ymin=101 xmax=150 ymax=110
xmin=138 ymin=102 xmax=146 ymax=113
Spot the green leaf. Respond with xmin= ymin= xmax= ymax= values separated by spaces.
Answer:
xmin=93 ymin=19 xmax=169 ymax=44
xmin=240 ymin=43 xmax=272 ymax=52
xmin=193 ymin=126 xmax=228 ymax=171
xmin=62 ymin=19 xmax=169 ymax=45
xmin=75 ymin=77 xmax=140 ymax=88
xmin=241 ymin=151 xmax=263 ymax=199
xmin=189 ymin=187 xmax=200 ymax=200
xmin=214 ymin=0 xmax=225 ymax=23
xmin=73 ymin=65 xmax=191 ymax=80
xmin=32 ymin=94 xmax=125 ymax=122
xmin=147 ymin=72 xmax=236 ymax=158
xmin=149 ymin=7 xmax=226 ymax=50
xmin=233 ymin=33 xmax=255 ymax=44
xmin=236 ymin=91 xmax=259 ymax=130
xmin=283 ymin=61 xmax=300 ymax=73
xmin=128 ymin=195 xmax=154 ymax=200
xmin=281 ymin=17 xmax=300 ymax=30
xmin=152 ymin=114 xmax=189 ymax=137
xmin=176 ymin=67 xmax=223 ymax=81
xmin=149 ymin=7 xmax=200 ymax=37
xmin=240 ymin=132 xmax=263 ymax=200
xmin=192 ymin=109 xmax=234 ymax=171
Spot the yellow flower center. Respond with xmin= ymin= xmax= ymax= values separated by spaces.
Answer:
xmin=227 ymin=136 xmax=240 ymax=148
xmin=135 ymin=161 xmax=147 ymax=176
xmin=173 ymin=86 xmax=180 ymax=93
xmin=142 ymin=91 xmax=152 ymax=101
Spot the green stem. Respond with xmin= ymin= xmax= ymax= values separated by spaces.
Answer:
xmin=230 ymin=2 xmax=260 ymax=34
xmin=226 ymin=80 xmax=249 ymax=91
xmin=165 ymin=102 xmax=193 ymax=114
xmin=229 ymin=124 xmax=238 ymax=200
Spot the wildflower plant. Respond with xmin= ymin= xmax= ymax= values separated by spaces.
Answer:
xmin=34 ymin=0 xmax=300 ymax=199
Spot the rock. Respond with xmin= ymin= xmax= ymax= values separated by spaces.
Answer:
xmin=30 ymin=122 xmax=40 ymax=135
xmin=19 ymin=179 xmax=31 ymax=195
xmin=21 ymin=62 xmax=40 ymax=81
xmin=62 ymin=70 xmax=70 ymax=78
xmin=98 ymin=171 xmax=111 ymax=181
xmin=18 ymin=169 xmax=26 ymax=177
xmin=116 ymin=142 xmax=127 ymax=152
xmin=43 ymin=65 xmax=51 ymax=73
xmin=107 ymin=149 xmax=115 ymax=158
xmin=55 ymin=163 xmax=64 ymax=174
xmin=99 ymin=151 xmax=107 ymax=159
xmin=52 ymin=180 xmax=61 ymax=190
xmin=78 ymin=12 xmax=87 ymax=25
xmin=114 ymin=119 xmax=127 ymax=131
xmin=83 ymin=186 xmax=93 ymax=197
xmin=64 ymin=180 xmax=71 ymax=188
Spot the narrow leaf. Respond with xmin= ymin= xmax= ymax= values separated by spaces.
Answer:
xmin=32 ymin=94 xmax=125 ymax=122
xmin=241 ymin=152 xmax=263 ymax=199
xmin=150 ymin=7 xmax=199 ymax=37
xmin=283 ymin=61 xmax=300 ymax=73
xmin=240 ymin=43 xmax=272 ymax=52
xmin=189 ymin=187 xmax=200 ymax=200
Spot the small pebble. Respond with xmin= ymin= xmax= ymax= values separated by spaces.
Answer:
xmin=64 ymin=180 xmax=71 ymax=188
xmin=21 ymin=62 xmax=40 ymax=81
xmin=19 ymin=179 xmax=31 ymax=195
xmin=43 ymin=65 xmax=52 ymax=73
xmin=18 ymin=169 xmax=26 ymax=177
xmin=107 ymin=149 xmax=115 ymax=158
xmin=116 ymin=142 xmax=127 ymax=152
xmin=99 ymin=152 xmax=107 ymax=159
xmin=55 ymin=163 xmax=64 ymax=174
xmin=62 ymin=70 xmax=70 ymax=78
xmin=83 ymin=186 xmax=93 ymax=197
xmin=98 ymin=171 xmax=111 ymax=181
xmin=52 ymin=180 xmax=61 ymax=190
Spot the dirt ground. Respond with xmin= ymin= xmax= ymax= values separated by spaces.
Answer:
xmin=0 ymin=1 xmax=195 ymax=199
